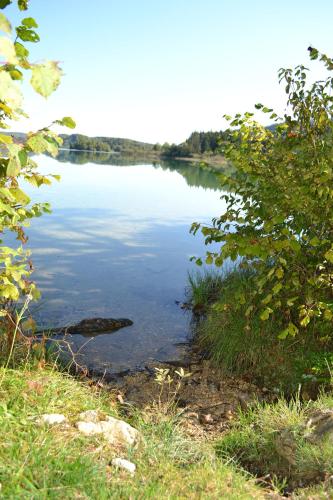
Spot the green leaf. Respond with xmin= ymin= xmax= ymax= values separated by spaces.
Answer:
xmin=11 ymin=187 xmax=30 ymax=205
xmin=18 ymin=0 xmax=29 ymax=11
xmin=0 ymin=13 xmax=11 ymax=34
xmin=275 ymin=267 xmax=284 ymax=279
xmin=0 ymin=0 xmax=12 ymax=8
xmin=6 ymin=156 xmax=20 ymax=176
xmin=14 ymin=41 xmax=29 ymax=58
xmin=58 ymin=116 xmax=76 ymax=129
xmin=0 ymin=133 xmax=12 ymax=144
xmin=10 ymin=68 xmax=23 ymax=80
xmin=26 ymin=134 xmax=50 ymax=154
xmin=260 ymin=307 xmax=273 ymax=321
xmin=21 ymin=17 xmax=37 ymax=28
xmin=6 ymin=143 xmax=22 ymax=176
xmin=18 ymin=149 xmax=27 ymax=167
xmin=205 ymin=254 xmax=213 ymax=265
xmin=1 ymin=283 xmax=19 ymax=300
xmin=278 ymin=322 xmax=299 ymax=340
xmin=325 ymin=249 xmax=333 ymax=263
xmin=16 ymin=25 xmax=39 ymax=43
xmin=0 ymin=36 xmax=18 ymax=64
xmin=0 ymin=71 xmax=22 ymax=109
xmin=30 ymin=61 xmax=62 ymax=98
xmin=261 ymin=294 xmax=272 ymax=305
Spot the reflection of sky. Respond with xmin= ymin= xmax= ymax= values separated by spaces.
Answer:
xmin=19 ymin=157 xmax=226 ymax=374
xmin=26 ymin=157 xmax=226 ymax=222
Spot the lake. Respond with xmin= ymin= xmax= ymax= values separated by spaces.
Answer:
xmin=21 ymin=153 xmax=226 ymax=376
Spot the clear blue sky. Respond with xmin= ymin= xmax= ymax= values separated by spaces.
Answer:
xmin=7 ymin=0 xmax=333 ymax=143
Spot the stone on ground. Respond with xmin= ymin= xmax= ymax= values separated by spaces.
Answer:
xmin=111 ymin=457 xmax=136 ymax=475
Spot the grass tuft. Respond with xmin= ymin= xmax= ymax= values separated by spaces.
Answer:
xmin=188 ymin=269 xmax=333 ymax=393
xmin=216 ymin=393 xmax=333 ymax=494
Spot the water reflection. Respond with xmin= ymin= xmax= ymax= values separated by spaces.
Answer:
xmin=21 ymin=155 xmax=225 ymax=374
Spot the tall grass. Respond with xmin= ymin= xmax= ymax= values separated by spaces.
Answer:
xmin=188 ymin=269 xmax=333 ymax=392
xmin=217 ymin=392 xmax=333 ymax=494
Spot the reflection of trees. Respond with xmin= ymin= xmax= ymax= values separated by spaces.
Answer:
xmin=156 ymin=160 xmax=221 ymax=191
xmin=57 ymin=149 xmax=114 ymax=164
xmin=56 ymin=150 xmax=232 ymax=191
xmin=57 ymin=149 xmax=156 ymax=166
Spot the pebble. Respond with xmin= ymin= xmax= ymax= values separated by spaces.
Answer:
xmin=38 ymin=414 xmax=68 ymax=425
xmin=111 ymin=457 xmax=136 ymax=475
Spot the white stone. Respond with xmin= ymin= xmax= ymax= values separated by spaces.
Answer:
xmin=76 ymin=421 xmax=104 ymax=436
xmin=103 ymin=416 xmax=140 ymax=446
xmin=78 ymin=410 xmax=101 ymax=423
xmin=38 ymin=414 xmax=67 ymax=425
xmin=111 ymin=457 xmax=136 ymax=475
xmin=76 ymin=416 xmax=140 ymax=446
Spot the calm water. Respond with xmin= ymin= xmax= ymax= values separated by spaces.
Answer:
xmin=21 ymin=154 xmax=226 ymax=375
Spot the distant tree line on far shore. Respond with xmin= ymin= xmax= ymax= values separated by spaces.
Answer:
xmin=60 ymin=134 xmax=156 ymax=156
xmin=158 ymin=130 xmax=229 ymax=158
xmin=59 ymin=131 xmax=229 ymax=159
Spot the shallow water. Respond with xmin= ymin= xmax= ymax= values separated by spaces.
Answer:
xmin=21 ymin=154 xmax=226 ymax=374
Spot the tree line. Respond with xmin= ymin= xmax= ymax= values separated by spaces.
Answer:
xmin=159 ymin=130 xmax=229 ymax=158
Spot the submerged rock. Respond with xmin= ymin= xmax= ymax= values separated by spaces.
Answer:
xmin=38 ymin=317 xmax=133 ymax=337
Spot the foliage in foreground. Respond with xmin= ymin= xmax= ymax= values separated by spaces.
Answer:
xmin=192 ymin=48 xmax=333 ymax=342
xmin=0 ymin=366 xmax=265 ymax=499
xmin=217 ymin=392 xmax=333 ymax=495
xmin=0 ymin=1 xmax=75 ymax=353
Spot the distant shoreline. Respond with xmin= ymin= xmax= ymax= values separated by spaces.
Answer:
xmin=58 ymin=147 xmax=226 ymax=169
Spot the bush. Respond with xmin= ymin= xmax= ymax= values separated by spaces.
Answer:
xmin=192 ymin=48 xmax=333 ymax=341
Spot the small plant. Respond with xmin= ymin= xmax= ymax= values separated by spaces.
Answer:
xmin=154 ymin=366 xmax=191 ymax=411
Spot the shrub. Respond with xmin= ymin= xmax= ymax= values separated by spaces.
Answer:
xmin=191 ymin=48 xmax=333 ymax=341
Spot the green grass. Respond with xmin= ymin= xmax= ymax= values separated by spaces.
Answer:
xmin=0 ymin=366 xmax=266 ymax=499
xmin=188 ymin=269 xmax=333 ymax=393
xmin=216 ymin=392 xmax=333 ymax=495
xmin=187 ymin=270 xmax=226 ymax=309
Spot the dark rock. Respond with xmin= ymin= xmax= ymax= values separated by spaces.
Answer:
xmin=38 ymin=317 xmax=133 ymax=337
xmin=305 ymin=409 xmax=333 ymax=443
xmin=274 ymin=429 xmax=297 ymax=465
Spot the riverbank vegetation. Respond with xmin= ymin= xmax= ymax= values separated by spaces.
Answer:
xmin=188 ymin=269 xmax=333 ymax=393
xmin=190 ymin=47 xmax=333 ymax=390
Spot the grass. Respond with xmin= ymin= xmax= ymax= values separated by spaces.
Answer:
xmin=216 ymin=392 xmax=333 ymax=495
xmin=0 ymin=365 xmax=266 ymax=499
xmin=188 ymin=269 xmax=333 ymax=393
xmin=187 ymin=270 xmax=226 ymax=309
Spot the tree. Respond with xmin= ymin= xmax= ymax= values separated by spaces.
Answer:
xmin=0 ymin=0 xmax=75 ymax=344
xmin=192 ymin=48 xmax=333 ymax=339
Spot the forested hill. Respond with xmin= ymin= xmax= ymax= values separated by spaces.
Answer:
xmin=6 ymin=130 xmax=230 ymax=159
xmin=159 ymin=130 xmax=229 ymax=158
xmin=61 ymin=131 xmax=230 ymax=158
xmin=60 ymin=134 xmax=157 ymax=155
